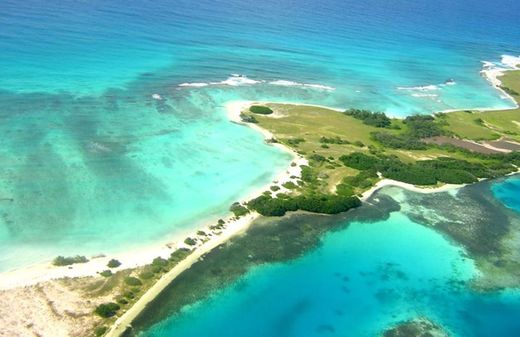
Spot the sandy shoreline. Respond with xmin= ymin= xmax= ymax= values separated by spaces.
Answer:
xmin=0 ymin=102 xmax=306 ymax=291
xmin=104 ymin=212 xmax=259 ymax=337
xmin=360 ymin=179 xmax=465 ymax=202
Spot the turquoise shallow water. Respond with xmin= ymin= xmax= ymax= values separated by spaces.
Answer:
xmin=492 ymin=176 xmax=520 ymax=213
xmin=139 ymin=178 xmax=520 ymax=337
xmin=1 ymin=1 xmax=519 ymax=270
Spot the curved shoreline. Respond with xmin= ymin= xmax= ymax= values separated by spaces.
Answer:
xmin=0 ymin=103 xmax=305 ymax=291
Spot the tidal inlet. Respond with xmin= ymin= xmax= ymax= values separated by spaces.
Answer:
xmin=0 ymin=1 xmax=520 ymax=337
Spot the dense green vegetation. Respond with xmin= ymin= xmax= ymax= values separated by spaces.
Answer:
xmin=249 ymin=105 xmax=273 ymax=115
xmin=404 ymin=115 xmax=444 ymax=138
xmin=95 ymin=302 xmax=120 ymax=318
xmin=338 ymin=169 xmax=378 ymax=190
xmin=344 ymin=108 xmax=391 ymax=128
xmin=340 ymin=152 xmax=514 ymax=185
xmin=371 ymin=115 xmax=444 ymax=150
xmin=248 ymin=194 xmax=361 ymax=217
xmin=169 ymin=248 xmax=191 ymax=263
xmin=230 ymin=202 xmax=249 ymax=217
xmin=52 ymin=255 xmax=88 ymax=266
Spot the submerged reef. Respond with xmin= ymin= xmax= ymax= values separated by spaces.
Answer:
xmin=126 ymin=196 xmax=401 ymax=335
xmin=127 ymin=177 xmax=520 ymax=336
xmin=384 ymin=177 xmax=520 ymax=289
xmin=383 ymin=318 xmax=448 ymax=337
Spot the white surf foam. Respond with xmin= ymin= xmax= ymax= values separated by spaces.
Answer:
xmin=302 ymin=83 xmax=335 ymax=91
xmin=269 ymin=80 xmax=301 ymax=86
xmin=412 ymin=93 xmax=439 ymax=98
xmin=218 ymin=75 xmax=262 ymax=86
xmin=269 ymin=79 xmax=335 ymax=91
xmin=397 ymin=84 xmax=439 ymax=91
xmin=501 ymin=55 xmax=520 ymax=69
xmin=179 ymin=82 xmax=209 ymax=87
xmin=177 ymin=74 xmax=335 ymax=91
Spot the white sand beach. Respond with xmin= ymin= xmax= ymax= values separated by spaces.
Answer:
xmin=361 ymin=179 xmax=465 ymax=202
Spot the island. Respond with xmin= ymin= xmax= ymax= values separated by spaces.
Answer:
xmin=2 ymin=68 xmax=519 ymax=337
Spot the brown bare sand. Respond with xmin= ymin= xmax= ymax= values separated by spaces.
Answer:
xmin=0 ymin=278 xmax=106 ymax=337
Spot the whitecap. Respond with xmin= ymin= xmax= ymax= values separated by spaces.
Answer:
xmin=302 ymin=83 xmax=335 ymax=91
xmin=397 ymin=84 xmax=439 ymax=91
xmin=412 ymin=93 xmax=438 ymax=98
xmin=269 ymin=79 xmax=335 ymax=91
xmin=481 ymin=61 xmax=496 ymax=70
xmin=179 ymin=82 xmax=209 ymax=87
xmin=178 ymin=75 xmax=334 ymax=91
xmin=152 ymin=93 xmax=162 ymax=100
xmin=269 ymin=80 xmax=301 ymax=86
xmin=217 ymin=75 xmax=261 ymax=86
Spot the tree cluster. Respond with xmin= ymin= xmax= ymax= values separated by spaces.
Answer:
xmin=344 ymin=108 xmax=392 ymax=128
xmin=247 ymin=193 xmax=361 ymax=217
xmin=249 ymin=105 xmax=273 ymax=115
xmin=340 ymin=152 xmax=514 ymax=185
xmin=371 ymin=114 xmax=445 ymax=150
xmin=53 ymin=255 xmax=88 ymax=266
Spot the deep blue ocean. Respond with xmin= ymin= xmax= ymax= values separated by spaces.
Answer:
xmin=0 ymin=0 xmax=520 ymax=336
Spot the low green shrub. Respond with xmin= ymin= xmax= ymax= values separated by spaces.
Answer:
xmin=139 ymin=270 xmax=155 ymax=280
xmin=94 ymin=302 xmax=120 ymax=318
xmin=124 ymin=276 xmax=142 ymax=286
xmin=344 ymin=108 xmax=391 ymax=128
xmin=100 ymin=270 xmax=112 ymax=277
xmin=94 ymin=326 xmax=108 ymax=337
xmin=53 ymin=255 xmax=88 ymax=266
xmin=107 ymin=259 xmax=121 ymax=268
xmin=249 ymin=105 xmax=273 ymax=115
xmin=282 ymin=181 xmax=297 ymax=189
xmin=115 ymin=295 xmax=128 ymax=305
xmin=170 ymin=248 xmax=191 ymax=263
xmin=230 ymin=202 xmax=249 ymax=217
